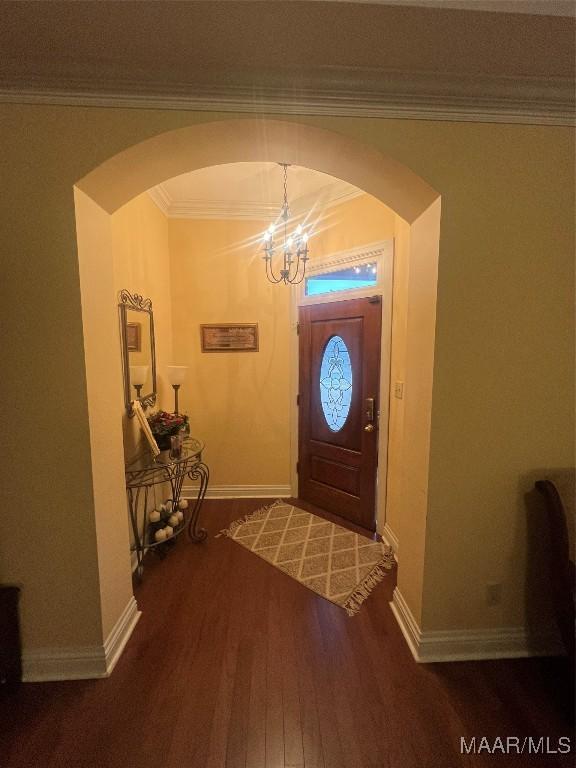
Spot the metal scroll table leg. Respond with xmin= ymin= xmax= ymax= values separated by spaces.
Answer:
xmin=186 ymin=461 xmax=209 ymax=542
xmin=128 ymin=486 xmax=146 ymax=580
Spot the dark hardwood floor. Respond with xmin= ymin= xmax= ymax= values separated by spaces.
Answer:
xmin=1 ymin=498 xmax=573 ymax=768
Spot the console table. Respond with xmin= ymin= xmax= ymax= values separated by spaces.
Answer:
xmin=125 ymin=437 xmax=209 ymax=578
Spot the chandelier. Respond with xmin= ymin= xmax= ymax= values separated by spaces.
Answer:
xmin=262 ymin=163 xmax=310 ymax=285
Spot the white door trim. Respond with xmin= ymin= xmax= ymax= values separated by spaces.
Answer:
xmin=289 ymin=239 xmax=394 ymax=532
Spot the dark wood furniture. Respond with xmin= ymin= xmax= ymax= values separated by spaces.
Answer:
xmin=535 ymin=479 xmax=575 ymax=663
xmin=0 ymin=586 xmax=21 ymax=690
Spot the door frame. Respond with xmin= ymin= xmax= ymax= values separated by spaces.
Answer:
xmin=289 ymin=239 xmax=394 ymax=533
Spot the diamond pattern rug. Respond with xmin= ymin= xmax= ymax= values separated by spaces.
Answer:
xmin=218 ymin=500 xmax=395 ymax=616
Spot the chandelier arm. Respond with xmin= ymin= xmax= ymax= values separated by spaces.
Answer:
xmin=289 ymin=249 xmax=301 ymax=282
xmin=290 ymin=256 xmax=307 ymax=285
xmin=265 ymin=256 xmax=284 ymax=284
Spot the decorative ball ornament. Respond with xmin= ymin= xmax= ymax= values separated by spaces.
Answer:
xmin=176 ymin=510 xmax=184 ymax=523
xmin=164 ymin=525 xmax=174 ymax=538
xmin=165 ymin=500 xmax=173 ymax=512
xmin=159 ymin=503 xmax=168 ymax=514
xmin=149 ymin=509 xmax=161 ymax=523
xmin=168 ymin=514 xmax=179 ymax=527
xmin=154 ymin=528 xmax=167 ymax=542
xmin=178 ymin=499 xmax=189 ymax=510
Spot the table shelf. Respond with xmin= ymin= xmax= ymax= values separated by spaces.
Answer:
xmin=125 ymin=437 xmax=209 ymax=579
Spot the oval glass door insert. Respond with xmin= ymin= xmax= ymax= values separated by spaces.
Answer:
xmin=319 ymin=335 xmax=353 ymax=431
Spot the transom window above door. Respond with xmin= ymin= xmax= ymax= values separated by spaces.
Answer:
xmin=297 ymin=240 xmax=392 ymax=310
xmin=305 ymin=263 xmax=378 ymax=297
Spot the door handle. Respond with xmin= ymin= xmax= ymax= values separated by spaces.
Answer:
xmin=364 ymin=397 xmax=377 ymax=433
xmin=365 ymin=397 xmax=375 ymax=422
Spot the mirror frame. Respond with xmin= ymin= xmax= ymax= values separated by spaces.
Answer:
xmin=118 ymin=289 xmax=157 ymax=415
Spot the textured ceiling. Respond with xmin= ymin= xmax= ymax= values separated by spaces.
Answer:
xmin=1 ymin=1 xmax=573 ymax=85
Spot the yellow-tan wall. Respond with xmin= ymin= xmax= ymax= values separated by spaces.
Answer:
xmin=169 ymin=217 xmax=291 ymax=487
xmin=168 ymin=194 xmax=396 ymax=490
xmin=75 ymin=188 xmax=134 ymax=640
xmin=385 ymin=215 xmax=410 ymax=545
xmin=111 ymin=192 xmax=174 ymax=462
xmin=309 ymin=194 xmax=396 ymax=259
xmin=0 ymin=104 xmax=573 ymax=655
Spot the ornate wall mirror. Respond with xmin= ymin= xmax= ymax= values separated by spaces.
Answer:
xmin=118 ymin=290 xmax=157 ymax=415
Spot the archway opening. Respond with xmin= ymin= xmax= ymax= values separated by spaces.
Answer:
xmin=74 ymin=118 xmax=441 ymax=666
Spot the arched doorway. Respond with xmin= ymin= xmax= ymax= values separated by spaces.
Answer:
xmin=75 ymin=118 xmax=441 ymax=673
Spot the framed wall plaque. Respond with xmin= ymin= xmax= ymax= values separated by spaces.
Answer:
xmin=126 ymin=321 xmax=142 ymax=352
xmin=200 ymin=324 xmax=259 ymax=352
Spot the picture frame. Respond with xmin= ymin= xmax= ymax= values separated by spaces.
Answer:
xmin=200 ymin=323 xmax=259 ymax=352
xmin=132 ymin=400 xmax=160 ymax=457
xmin=126 ymin=322 xmax=141 ymax=352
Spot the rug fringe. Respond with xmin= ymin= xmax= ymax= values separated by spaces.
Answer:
xmin=215 ymin=499 xmax=286 ymax=538
xmin=342 ymin=547 xmax=395 ymax=617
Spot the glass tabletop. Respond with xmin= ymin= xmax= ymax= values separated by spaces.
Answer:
xmin=125 ymin=436 xmax=204 ymax=476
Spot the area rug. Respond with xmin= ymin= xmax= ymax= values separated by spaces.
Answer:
xmin=218 ymin=500 xmax=395 ymax=616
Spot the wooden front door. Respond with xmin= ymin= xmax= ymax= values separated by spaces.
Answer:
xmin=298 ymin=297 xmax=382 ymax=530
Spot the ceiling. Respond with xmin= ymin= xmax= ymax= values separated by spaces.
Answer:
xmin=148 ymin=163 xmax=364 ymax=221
xmin=0 ymin=1 xmax=573 ymax=124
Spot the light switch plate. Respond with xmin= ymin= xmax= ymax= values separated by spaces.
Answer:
xmin=394 ymin=381 xmax=404 ymax=399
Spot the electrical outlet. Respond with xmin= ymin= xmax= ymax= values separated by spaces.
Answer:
xmin=486 ymin=583 xmax=502 ymax=606
xmin=394 ymin=381 xmax=404 ymax=400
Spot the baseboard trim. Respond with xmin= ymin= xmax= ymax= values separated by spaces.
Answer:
xmin=182 ymin=484 xmax=292 ymax=499
xmin=390 ymin=587 xmax=422 ymax=661
xmin=390 ymin=587 xmax=564 ymax=663
xmin=22 ymin=645 xmax=108 ymax=682
xmin=22 ymin=596 xmax=141 ymax=682
xmin=380 ymin=523 xmax=399 ymax=560
xmin=103 ymin=596 xmax=141 ymax=676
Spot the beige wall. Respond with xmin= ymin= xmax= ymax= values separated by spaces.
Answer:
xmin=169 ymin=217 xmax=292 ymax=487
xmin=385 ymin=215 xmax=410 ymax=545
xmin=308 ymin=194 xmax=396 ymax=260
xmin=0 ymin=105 xmax=572 ymax=658
xmin=75 ymin=189 xmax=134 ymax=640
xmin=168 ymin=194 xmax=396 ymax=490
xmin=111 ymin=192 xmax=173 ymax=462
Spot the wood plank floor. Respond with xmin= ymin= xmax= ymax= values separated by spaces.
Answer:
xmin=2 ymin=498 xmax=573 ymax=768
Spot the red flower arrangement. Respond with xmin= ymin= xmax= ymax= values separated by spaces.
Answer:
xmin=147 ymin=411 xmax=189 ymax=450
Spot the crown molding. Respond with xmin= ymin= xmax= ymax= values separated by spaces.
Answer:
xmin=0 ymin=70 xmax=573 ymax=126
xmin=148 ymin=183 xmax=364 ymax=220
xmin=317 ymin=0 xmax=576 ymax=15
xmin=306 ymin=239 xmax=393 ymax=273
xmin=147 ymin=184 xmax=171 ymax=214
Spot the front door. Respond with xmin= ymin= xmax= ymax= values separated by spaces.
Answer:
xmin=298 ymin=297 xmax=382 ymax=530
